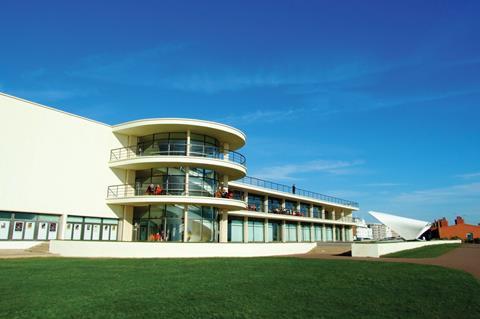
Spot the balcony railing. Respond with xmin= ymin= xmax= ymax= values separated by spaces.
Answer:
xmin=236 ymin=176 xmax=359 ymax=208
xmin=110 ymin=142 xmax=246 ymax=166
xmin=107 ymin=183 xmax=234 ymax=199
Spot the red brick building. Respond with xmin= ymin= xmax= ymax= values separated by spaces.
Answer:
xmin=430 ymin=216 xmax=480 ymax=240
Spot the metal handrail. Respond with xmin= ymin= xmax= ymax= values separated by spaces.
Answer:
xmin=237 ymin=176 xmax=359 ymax=208
xmin=109 ymin=142 xmax=246 ymax=165
xmin=106 ymin=182 xmax=217 ymax=199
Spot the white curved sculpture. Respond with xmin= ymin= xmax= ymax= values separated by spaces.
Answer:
xmin=369 ymin=211 xmax=431 ymax=241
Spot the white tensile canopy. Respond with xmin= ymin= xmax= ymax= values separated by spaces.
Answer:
xmin=369 ymin=211 xmax=431 ymax=241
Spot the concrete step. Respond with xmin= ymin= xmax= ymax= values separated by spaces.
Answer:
xmin=309 ymin=243 xmax=352 ymax=255
xmin=26 ymin=242 xmax=50 ymax=253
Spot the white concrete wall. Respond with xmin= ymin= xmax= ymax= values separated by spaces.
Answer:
xmin=0 ymin=241 xmax=45 ymax=249
xmin=49 ymin=240 xmax=316 ymax=258
xmin=0 ymin=93 xmax=124 ymax=219
xmin=351 ymin=240 xmax=461 ymax=258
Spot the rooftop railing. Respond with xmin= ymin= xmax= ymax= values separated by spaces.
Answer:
xmin=110 ymin=142 xmax=246 ymax=166
xmin=236 ymin=176 xmax=359 ymax=208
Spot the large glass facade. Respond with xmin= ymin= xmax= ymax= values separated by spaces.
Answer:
xmin=133 ymin=205 xmax=218 ymax=242
xmin=186 ymin=205 xmax=218 ymax=242
xmin=228 ymin=217 xmax=244 ymax=242
xmin=248 ymin=219 xmax=264 ymax=242
xmin=325 ymin=225 xmax=333 ymax=241
xmin=135 ymin=167 xmax=219 ymax=197
xmin=137 ymin=132 xmax=220 ymax=158
xmin=189 ymin=168 xmax=218 ymax=197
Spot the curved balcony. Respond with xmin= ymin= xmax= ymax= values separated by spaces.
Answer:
xmin=109 ymin=143 xmax=247 ymax=179
xmin=106 ymin=184 xmax=247 ymax=211
xmin=112 ymin=118 xmax=246 ymax=150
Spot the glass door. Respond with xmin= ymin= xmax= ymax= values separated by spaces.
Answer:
xmin=48 ymin=223 xmax=58 ymax=239
xmin=72 ymin=224 xmax=82 ymax=240
xmin=37 ymin=222 xmax=48 ymax=240
xmin=12 ymin=221 xmax=24 ymax=240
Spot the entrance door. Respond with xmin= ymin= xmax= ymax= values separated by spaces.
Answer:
xmin=37 ymin=222 xmax=48 ymax=240
xmin=12 ymin=221 xmax=24 ymax=240
xmin=110 ymin=225 xmax=117 ymax=240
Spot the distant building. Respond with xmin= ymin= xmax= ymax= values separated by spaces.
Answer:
xmin=369 ymin=223 xmax=393 ymax=241
xmin=353 ymin=218 xmax=372 ymax=240
xmin=430 ymin=216 xmax=480 ymax=241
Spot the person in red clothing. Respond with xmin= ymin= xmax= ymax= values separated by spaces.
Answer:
xmin=154 ymin=184 xmax=163 ymax=195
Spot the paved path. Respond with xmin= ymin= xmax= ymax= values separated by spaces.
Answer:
xmin=0 ymin=249 xmax=54 ymax=259
xmin=295 ymin=244 xmax=480 ymax=279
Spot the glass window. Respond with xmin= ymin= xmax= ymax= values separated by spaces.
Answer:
xmin=312 ymin=206 xmax=322 ymax=218
xmin=247 ymin=194 xmax=264 ymax=212
xmin=302 ymin=224 xmax=311 ymax=242
xmin=67 ymin=216 xmax=84 ymax=223
xmin=268 ymin=197 xmax=282 ymax=212
xmin=102 ymin=218 xmax=119 ymax=225
xmin=14 ymin=213 xmax=37 ymax=220
xmin=268 ymin=221 xmax=282 ymax=242
xmin=248 ymin=219 xmax=264 ymax=242
xmin=300 ymin=203 xmax=310 ymax=217
xmin=0 ymin=212 xmax=12 ymax=219
xmin=186 ymin=205 xmax=218 ymax=242
xmin=285 ymin=201 xmax=296 ymax=211
xmin=150 ymin=205 xmax=166 ymax=218
xmin=228 ymin=217 xmax=243 ymax=242
xmin=232 ymin=190 xmax=244 ymax=201
xmin=286 ymin=222 xmax=297 ymax=242
xmin=84 ymin=217 xmax=102 ymax=223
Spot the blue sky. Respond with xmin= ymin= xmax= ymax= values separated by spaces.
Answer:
xmin=1 ymin=0 xmax=479 ymax=223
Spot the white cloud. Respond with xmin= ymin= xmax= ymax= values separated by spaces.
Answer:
xmin=393 ymin=182 xmax=480 ymax=203
xmin=455 ymin=172 xmax=480 ymax=179
xmin=252 ymin=159 xmax=364 ymax=181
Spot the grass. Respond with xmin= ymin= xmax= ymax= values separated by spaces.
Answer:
xmin=0 ymin=257 xmax=478 ymax=319
xmin=383 ymin=243 xmax=461 ymax=258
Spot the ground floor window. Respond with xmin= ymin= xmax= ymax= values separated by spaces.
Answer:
xmin=133 ymin=205 xmax=218 ymax=242
xmin=187 ymin=205 xmax=218 ymax=242
xmin=228 ymin=217 xmax=244 ymax=242
xmin=0 ymin=211 xmax=60 ymax=241
xmin=65 ymin=216 xmax=118 ymax=241
xmin=325 ymin=225 xmax=333 ymax=241
xmin=248 ymin=219 xmax=264 ymax=242
xmin=268 ymin=221 xmax=282 ymax=242
xmin=285 ymin=222 xmax=297 ymax=242
xmin=314 ymin=225 xmax=322 ymax=241
xmin=345 ymin=227 xmax=351 ymax=241
xmin=301 ymin=223 xmax=311 ymax=242
xmin=335 ymin=226 xmax=342 ymax=241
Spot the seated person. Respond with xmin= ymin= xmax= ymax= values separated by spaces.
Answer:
xmin=154 ymin=184 xmax=163 ymax=195
xmin=145 ymin=183 xmax=155 ymax=195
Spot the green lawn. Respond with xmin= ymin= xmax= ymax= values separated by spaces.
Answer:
xmin=0 ymin=257 xmax=478 ymax=319
xmin=383 ymin=243 xmax=461 ymax=258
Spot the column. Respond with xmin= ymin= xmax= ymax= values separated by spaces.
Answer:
xmin=309 ymin=204 xmax=314 ymax=218
xmin=296 ymin=202 xmax=301 ymax=214
xmin=183 ymin=205 xmax=189 ymax=242
xmin=321 ymin=208 xmax=325 ymax=220
xmin=58 ymin=214 xmax=67 ymax=240
xmin=186 ymin=129 xmax=191 ymax=156
xmin=322 ymin=224 xmax=326 ymax=242
xmin=348 ymin=227 xmax=353 ymax=242
xmin=297 ymin=222 xmax=301 ymax=242
xmin=281 ymin=220 xmax=286 ymax=243
xmin=185 ymin=166 xmax=189 ymax=196
xmin=332 ymin=210 xmax=336 ymax=221
xmin=244 ymin=191 xmax=249 ymax=205
xmin=120 ymin=206 xmax=133 ymax=241
xmin=264 ymin=195 xmax=269 ymax=213
xmin=264 ymin=218 xmax=269 ymax=242
xmin=243 ymin=216 xmax=249 ymax=243
xmin=341 ymin=210 xmax=345 ymax=222
xmin=219 ymin=211 xmax=228 ymax=243
xmin=332 ymin=224 xmax=337 ymax=242
xmin=342 ymin=226 xmax=346 ymax=242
